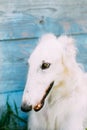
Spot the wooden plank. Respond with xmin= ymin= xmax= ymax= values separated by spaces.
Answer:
xmin=0 ymin=15 xmax=87 ymax=40
xmin=0 ymin=63 xmax=27 ymax=81
xmin=0 ymin=39 xmax=37 ymax=93
xmin=0 ymin=0 xmax=87 ymax=19
xmin=0 ymin=91 xmax=22 ymax=107
xmin=0 ymin=0 xmax=87 ymax=40
xmin=0 ymin=81 xmax=25 ymax=93
xmin=75 ymin=34 xmax=87 ymax=70
xmin=0 ymin=39 xmax=37 ymax=64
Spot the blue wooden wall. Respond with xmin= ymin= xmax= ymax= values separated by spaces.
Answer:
xmin=0 ymin=0 xmax=87 ymax=118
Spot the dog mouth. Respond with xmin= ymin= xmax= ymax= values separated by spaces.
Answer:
xmin=34 ymin=81 xmax=54 ymax=112
xmin=21 ymin=81 xmax=54 ymax=112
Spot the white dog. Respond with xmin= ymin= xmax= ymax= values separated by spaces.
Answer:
xmin=21 ymin=34 xmax=87 ymax=130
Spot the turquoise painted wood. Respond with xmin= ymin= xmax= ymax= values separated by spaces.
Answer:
xmin=0 ymin=39 xmax=37 ymax=93
xmin=0 ymin=0 xmax=87 ymax=40
xmin=0 ymin=0 xmax=87 ymax=120
xmin=0 ymin=15 xmax=87 ymax=41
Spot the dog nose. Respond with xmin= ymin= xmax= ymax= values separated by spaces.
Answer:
xmin=21 ymin=102 xmax=32 ymax=112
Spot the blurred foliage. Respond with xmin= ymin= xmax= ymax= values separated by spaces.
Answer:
xmin=0 ymin=99 xmax=27 ymax=130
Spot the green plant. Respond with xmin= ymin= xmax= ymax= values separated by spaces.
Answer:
xmin=1 ymin=99 xmax=87 ymax=130
xmin=0 ymin=100 xmax=27 ymax=130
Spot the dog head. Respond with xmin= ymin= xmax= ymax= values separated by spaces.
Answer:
xmin=21 ymin=34 xmax=76 ymax=112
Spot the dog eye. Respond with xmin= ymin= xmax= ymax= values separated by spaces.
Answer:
xmin=41 ymin=62 xmax=51 ymax=70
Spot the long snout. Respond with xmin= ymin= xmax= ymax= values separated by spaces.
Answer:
xmin=21 ymin=90 xmax=44 ymax=112
xmin=21 ymin=81 xmax=54 ymax=112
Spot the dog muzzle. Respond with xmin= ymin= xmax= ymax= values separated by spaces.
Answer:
xmin=21 ymin=81 xmax=54 ymax=112
xmin=34 ymin=81 xmax=54 ymax=112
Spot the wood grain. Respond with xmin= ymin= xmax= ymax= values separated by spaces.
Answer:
xmin=0 ymin=0 xmax=87 ymax=40
xmin=0 ymin=15 xmax=87 ymax=40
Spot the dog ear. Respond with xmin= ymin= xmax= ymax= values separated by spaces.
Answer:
xmin=58 ymin=35 xmax=77 ymax=58
xmin=38 ymin=33 xmax=57 ymax=45
xmin=58 ymin=36 xmax=77 ymax=73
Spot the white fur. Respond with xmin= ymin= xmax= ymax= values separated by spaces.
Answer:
xmin=22 ymin=34 xmax=87 ymax=130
